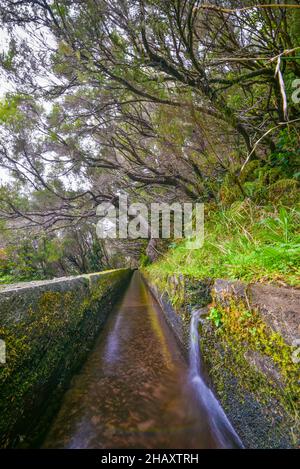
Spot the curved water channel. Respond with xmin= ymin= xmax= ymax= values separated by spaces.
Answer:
xmin=42 ymin=272 xmax=242 ymax=449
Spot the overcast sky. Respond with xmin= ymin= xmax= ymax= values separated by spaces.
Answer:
xmin=0 ymin=24 xmax=88 ymax=190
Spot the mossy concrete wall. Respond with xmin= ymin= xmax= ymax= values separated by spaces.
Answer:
xmin=143 ymin=272 xmax=300 ymax=448
xmin=0 ymin=269 xmax=132 ymax=448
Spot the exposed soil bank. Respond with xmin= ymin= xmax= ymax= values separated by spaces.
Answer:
xmin=0 ymin=269 xmax=132 ymax=448
xmin=143 ymin=272 xmax=300 ymax=448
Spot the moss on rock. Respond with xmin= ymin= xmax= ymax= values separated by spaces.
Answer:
xmin=144 ymin=270 xmax=300 ymax=448
xmin=202 ymin=296 xmax=299 ymax=448
xmin=0 ymin=269 xmax=131 ymax=448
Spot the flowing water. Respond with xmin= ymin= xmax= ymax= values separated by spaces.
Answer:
xmin=42 ymin=272 xmax=242 ymax=449
xmin=189 ymin=311 xmax=243 ymax=448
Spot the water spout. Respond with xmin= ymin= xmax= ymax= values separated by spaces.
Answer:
xmin=189 ymin=309 xmax=244 ymax=449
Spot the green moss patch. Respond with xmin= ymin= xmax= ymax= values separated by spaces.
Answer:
xmin=201 ymin=298 xmax=300 ymax=447
xmin=0 ymin=269 xmax=131 ymax=448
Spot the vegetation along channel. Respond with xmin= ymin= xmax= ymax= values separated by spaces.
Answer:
xmin=0 ymin=0 xmax=299 ymax=454
xmin=42 ymin=272 xmax=242 ymax=449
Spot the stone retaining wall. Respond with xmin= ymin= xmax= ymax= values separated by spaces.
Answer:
xmin=143 ymin=272 xmax=300 ymax=448
xmin=0 ymin=269 xmax=132 ymax=448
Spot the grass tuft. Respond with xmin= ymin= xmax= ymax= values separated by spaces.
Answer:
xmin=146 ymin=202 xmax=300 ymax=287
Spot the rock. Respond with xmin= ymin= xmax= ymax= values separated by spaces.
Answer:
xmin=213 ymin=279 xmax=300 ymax=345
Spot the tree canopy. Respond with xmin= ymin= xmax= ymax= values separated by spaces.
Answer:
xmin=0 ymin=1 xmax=299 ymax=276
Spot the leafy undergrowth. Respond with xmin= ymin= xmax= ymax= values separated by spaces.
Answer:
xmin=0 ymin=274 xmax=15 ymax=284
xmin=146 ymin=201 xmax=300 ymax=287
xmin=0 ymin=274 xmax=45 ymax=285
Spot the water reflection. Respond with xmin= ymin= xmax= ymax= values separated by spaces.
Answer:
xmin=42 ymin=272 xmax=240 ymax=449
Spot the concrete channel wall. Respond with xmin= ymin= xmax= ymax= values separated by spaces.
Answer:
xmin=0 ymin=269 xmax=132 ymax=448
xmin=143 ymin=272 xmax=300 ymax=449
